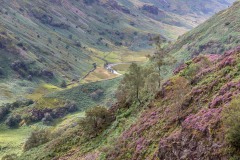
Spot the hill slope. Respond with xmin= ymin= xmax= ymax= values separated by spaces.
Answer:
xmin=0 ymin=0 xmax=234 ymax=82
xmin=168 ymin=0 xmax=240 ymax=62
xmin=0 ymin=0 xmax=234 ymax=104
xmin=14 ymin=1 xmax=240 ymax=160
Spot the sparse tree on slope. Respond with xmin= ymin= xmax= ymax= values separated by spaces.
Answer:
xmin=123 ymin=63 xmax=144 ymax=104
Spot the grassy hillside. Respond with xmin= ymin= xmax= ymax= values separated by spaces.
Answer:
xmin=0 ymin=0 xmax=233 ymax=82
xmin=17 ymin=46 xmax=240 ymax=160
xmin=0 ymin=1 xmax=237 ymax=159
xmin=168 ymin=0 xmax=240 ymax=62
xmin=0 ymin=0 xmax=234 ymax=104
xmin=0 ymin=78 xmax=120 ymax=159
xmin=13 ymin=2 xmax=240 ymax=159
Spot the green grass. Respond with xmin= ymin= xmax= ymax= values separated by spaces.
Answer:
xmin=169 ymin=1 xmax=240 ymax=63
xmin=0 ymin=124 xmax=32 ymax=159
xmin=47 ymin=77 xmax=121 ymax=110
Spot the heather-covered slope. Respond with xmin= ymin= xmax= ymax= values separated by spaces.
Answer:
xmin=0 ymin=0 xmax=238 ymax=159
xmin=106 ymin=46 xmax=240 ymax=159
xmin=17 ymin=47 xmax=240 ymax=160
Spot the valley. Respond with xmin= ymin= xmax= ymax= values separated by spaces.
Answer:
xmin=0 ymin=0 xmax=239 ymax=160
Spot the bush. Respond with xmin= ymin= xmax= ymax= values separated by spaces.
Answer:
xmin=42 ymin=112 xmax=53 ymax=125
xmin=65 ymin=101 xmax=78 ymax=113
xmin=0 ymin=106 xmax=10 ymax=120
xmin=79 ymin=106 xmax=115 ymax=137
xmin=89 ymin=89 xmax=104 ymax=101
xmin=60 ymin=80 xmax=67 ymax=88
xmin=223 ymin=98 xmax=240 ymax=153
xmin=5 ymin=114 xmax=21 ymax=128
xmin=23 ymin=129 xmax=50 ymax=151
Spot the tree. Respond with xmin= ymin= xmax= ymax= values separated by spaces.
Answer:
xmin=150 ymin=36 xmax=175 ymax=88
xmin=123 ymin=63 xmax=144 ymax=104
xmin=172 ymin=77 xmax=191 ymax=124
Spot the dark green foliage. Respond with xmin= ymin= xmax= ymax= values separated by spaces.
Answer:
xmin=60 ymin=80 xmax=67 ymax=88
xmin=89 ymin=89 xmax=104 ymax=101
xmin=79 ymin=106 xmax=114 ymax=137
xmin=223 ymin=98 xmax=240 ymax=150
xmin=23 ymin=129 xmax=50 ymax=151
xmin=119 ymin=63 xmax=144 ymax=104
xmin=5 ymin=114 xmax=21 ymax=128
xmin=0 ymin=106 xmax=9 ymax=120
xmin=150 ymin=36 xmax=174 ymax=88
xmin=10 ymin=99 xmax=34 ymax=109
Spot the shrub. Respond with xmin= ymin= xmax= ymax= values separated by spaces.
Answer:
xmin=223 ymin=98 xmax=240 ymax=153
xmin=0 ymin=106 xmax=9 ymax=120
xmin=5 ymin=114 xmax=21 ymax=128
xmin=60 ymin=80 xmax=67 ymax=88
xmin=79 ymin=106 xmax=115 ymax=137
xmin=65 ymin=102 xmax=78 ymax=113
xmin=89 ymin=89 xmax=104 ymax=100
xmin=23 ymin=129 xmax=50 ymax=151
xmin=42 ymin=113 xmax=53 ymax=125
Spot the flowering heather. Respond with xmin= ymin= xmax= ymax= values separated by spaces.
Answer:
xmin=183 ymin=108 xmax=222 ymax=132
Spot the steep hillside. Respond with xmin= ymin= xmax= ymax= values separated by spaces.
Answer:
xmin=168 ymin=0 xmax=240 ymax=62
xmin=0 ymin=78 xmax=120 ymax=159
xmin=0 ymin=0 xmax=233 ymax=82
xmin=17 ymin=47 xmax=240 ymax=160
xmin=0 ymin=0 xmax=234 ymax=104
xmin=0 ymin=0 xmax=238 ymax=159
xmin=14 ymin=1 xmax=240 ymax=158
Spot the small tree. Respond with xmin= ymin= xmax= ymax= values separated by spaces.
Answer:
xmin=150 ymin=36 xmax=175 ymax=88
xmin=123 ymin=63 xmax=144 ymax=104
